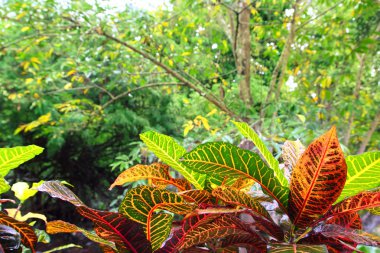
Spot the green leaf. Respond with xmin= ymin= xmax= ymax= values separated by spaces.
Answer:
xmin=140 ymin=131 xmax=206 ymax=189
xmin=0 ymin=145 xmax=44 ymax=177
xmin=182 ymin=142 xmax=289 ymax=210
xmin=336 ymin=151 xmax=380 ymax=203
xmin=119 ymin=186 xmax=195 ymax=247
xmin=150 ymin=214 xmax=173 ymax=251
xmin=233 ymin=121 xmax=288 ymax=187
xmin=0 ymin=177 xmax=10 ymax=194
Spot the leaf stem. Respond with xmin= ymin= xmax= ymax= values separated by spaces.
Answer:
xmin=293 ymin=227 xmax=312 ymax=243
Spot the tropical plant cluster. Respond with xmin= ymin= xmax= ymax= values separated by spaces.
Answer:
xmin=0 ymin=122 xmax=379 ymax=252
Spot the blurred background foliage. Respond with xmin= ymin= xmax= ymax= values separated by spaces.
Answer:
xmin=0 ymin=0 xmax=379 ymax=221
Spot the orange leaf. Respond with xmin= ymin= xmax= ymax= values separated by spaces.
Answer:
xmin=288 ymin=126 xmax=347 ymax=228
xmin=179 ymin=190 xmax=212 ymax=204
xmin=0 ymin=212 xmax=37 ymax=252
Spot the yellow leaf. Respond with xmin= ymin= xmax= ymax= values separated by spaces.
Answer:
xmin=168 ymin=59 xmax=174 ymax=67
xmin=170 ymin=44 xmax=175 ymax=51
xmin=8 ymin=93 xmax=17 ymax=100
xmin=11 ymin=181 xmax=43 ymax=203
xmin=16 ymin=12 xmax=27 ymax=20
xmin=83 ymin=89 xmax=89 ymax=95
xmin=30 ymin=57 xmax=41 ymax=64
xmin=211 ymin=128 xmax=219 ymax=136
xmin=33 ymin=93 xmax=40 ymax=99
xmin=162 ymin=21 xmax=169 ymax=27
xmin=321 ymin=76 xmax=332 ymax=88
xmin=296 ymin=114 xmax=306 ymax=123
xmin=64 ymin=83 xmax=73 ymax=90
xmin=250 ymin=8 xmax=258 ymax=15
xmin=195 ymin=116 xmax=210 ymax=130
xmin=77 ymin=76 xmax=84 ymax=83
xmin=21 ymin=26 xmax=30 ymax=32
xmin=183 ymin=98 xmax=190 ymax=104
xmin=25 ymin=78 xmax=33 ymax=84
xmin=38 ymin=112 xmax=51 ymax=124
xmin=22 ymin=61 xmax=30 ymax=70
xmin=181 ymin=52 xmax=191 ymax=56
xmin=206 ymin=109 xmax=217 ymax=117
xmin=5 ymin=209 xmax=47 ymax=223
xmin=183 ymin=122 xmax=194 ymax=136
xmin=67 ymin=69 xmax=76 ymax=76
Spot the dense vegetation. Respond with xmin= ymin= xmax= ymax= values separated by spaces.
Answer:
xmin=0 ymin=0 xmax=379 ymax=252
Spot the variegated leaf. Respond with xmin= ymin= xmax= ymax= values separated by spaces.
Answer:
xmin=37 ymin=181 xmax=85 ymax=206
xmin=179 ymin=215 xmax=258 ymax=250
xmin=288 ymin=127 xmax=347 ymax=228
xmin=119 ymin=186 xmax=195 ymax=245
xmin=46 ymin=220 xmax=116 ymax=250
xmin=150 ymin=214 xmax=173 ymax=251
xmin=0 ymin=145 xmax=43 ymax=177
xmin=0 ymin=212 xmax=37 ymax=252
xmin=179 ymin=190 xmax=213 ymax=204
xmin=77 ymin=207 xmax=152 ymax=253
xmin=182 ymin=142 xmax=289 ymax=211
xmin=326 ymin=212 xmax=362 ymax=229
xmin=323 ymin=190 xmax=380 ymax=221
xmin=268 ymin=244 xmax=328 ymax=253
xmin=212 ymin=186 xmax=271 ymax=220
xmin=336 ymin=151 xmax=380 ymax=203
xmin=140 ymin=131 xmax=206 ymax=189
xmin=282 ymin=140 xmax=305 ymax=180
xmin=233 ymin=121 xmax=288 ymax=187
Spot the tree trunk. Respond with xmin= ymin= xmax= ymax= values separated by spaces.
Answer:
xmin=357 ymin=112 xmax=380 ymax=154
xmin=343 ymin=54 xmax=365 ymax=146
xmin=236 ymin=1 xmax=253 ymax=107
xmin=265 ymin=0 xmax=301 ymax=130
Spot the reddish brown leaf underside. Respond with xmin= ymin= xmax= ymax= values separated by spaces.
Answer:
xmin=0 ymin=212 xmax=37 ymax=252
xmin=76 ymin=207 xmax=152 ymax=253
xmin=289 ymin=126 xmax=347 ymax=227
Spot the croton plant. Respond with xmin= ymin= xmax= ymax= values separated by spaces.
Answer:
xmin=0 ymin=121 xmax=379 ymax=252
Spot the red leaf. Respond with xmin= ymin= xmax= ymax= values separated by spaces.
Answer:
xmin=323 ymin=190 xmax=380 ymax=221
xmin=77 ymin=207 xmax=152 ymax=253
xmin=0 ymin=212 xmax=37 ymax=252
xmin=289 ymin=127 xmax=347 ymax=228
xmin=326 ymin=212 xmax=362 ymax=229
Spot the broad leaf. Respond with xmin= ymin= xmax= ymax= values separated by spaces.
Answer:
xmin=326 ymin=212 xmax=362 ymax=229
xmin=288 ymin=127 xmax=347 ymax=228
xmin=315 ymin=224 xmax=380 ymax=247
xmin=323 ymin=190 xmax=380 ymax=221
xmin=156 ymin=214 xmax=220 ymax=253
xmin=0 ymin=212 xmax=37 ymax=252
xmin=119 ymin=186 xmax=195 ymax=244
xmin=110 ymin=163 xmax=189 ymax=191
xmin=268 ymin=244 xmax=328 ymax=253
xmin=336 ymin=151 xmax=380 ymax=203
xmin=38 ymin=181 xmax=151 ymax=252
xmin=212 ymin=186 xmax=271 ymax=220
xmin=220 ymin=233 xmax=266 ymax=252
xmin=150 ymin=213 xmax=173 ymax=251
xmin=0 ymin=178 xmax=10 ymax=194
xmin=77 ymin=207 xmax=152 ymax=253
xmin=325 ymin=212 xmax=362 ymax=252
xmin=282 ymin=140 xmax=305 ymax=180
xmin=233 ymin=121 xmax=288 ymax=187
xmin=182 ymin=142 xmax=289 ymax=210
xmin=240 ymin=212 xmax=284 ymax=241
xmin=0 ymin=145 xmax=43 ymax=177
xmin=140 ymin=131 xmax=206 ymax=189
xmin=179 ymin=190 xmax=212 ymax=204
xmin=46 ymin=220 xmax=117 ymax=250
xmin=37 ymin=181 xmax=85 ymax=206
xmin=179 ymin=215 xmax=260 ymax=250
